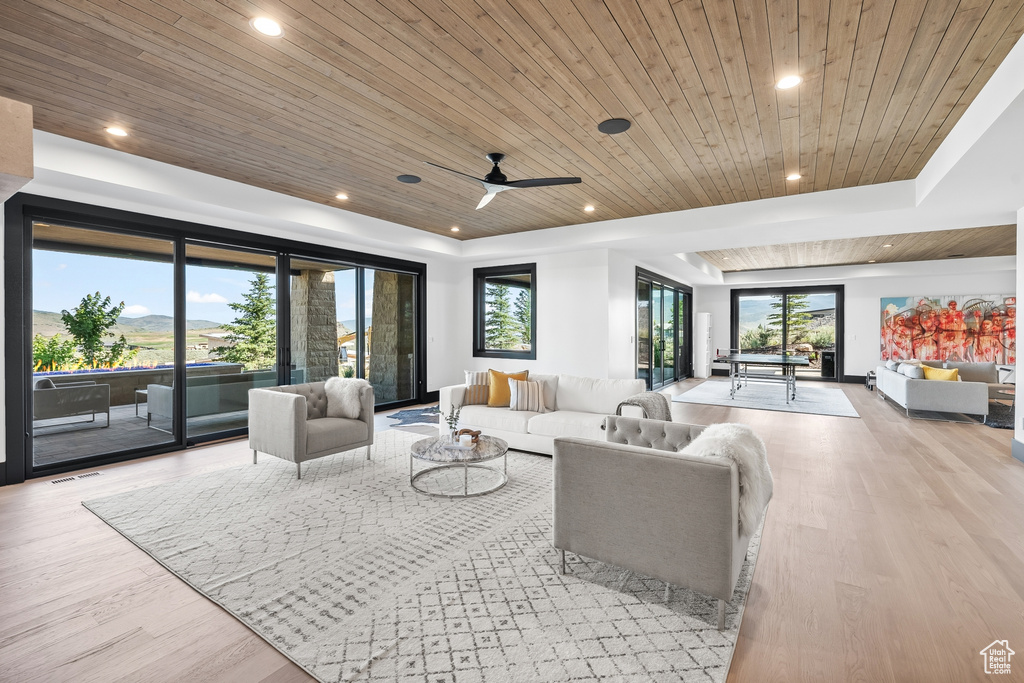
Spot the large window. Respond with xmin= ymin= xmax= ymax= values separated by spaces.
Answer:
xmin=731 ymin=286 xmax=843 ymax=380
xmin=5 ymin=194 xmax=427 ymax=482
xmin=473 ymin=263 xmax=536 ymax=360
xmin=636 ymin=268 xmax=692 ymax=389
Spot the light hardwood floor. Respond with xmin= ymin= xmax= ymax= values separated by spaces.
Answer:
xmin=1 ymin=385 xmax=1022 ymax=682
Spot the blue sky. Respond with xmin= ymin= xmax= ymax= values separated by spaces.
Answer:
xmin=33 ymin=250 xmax=362 ymax=325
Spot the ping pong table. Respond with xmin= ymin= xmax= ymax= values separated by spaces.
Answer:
xmin=715 ymin=353 xmax=811 ymax=404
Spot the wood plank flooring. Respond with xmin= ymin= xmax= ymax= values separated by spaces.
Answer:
xmin=1 ymin=385 xmax=1022 ymax=682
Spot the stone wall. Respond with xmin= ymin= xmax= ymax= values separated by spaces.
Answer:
xmin=368 ymin=272 xmax=415 ymax=402
xmin=291 ymin=270 xmax=339 ymax=383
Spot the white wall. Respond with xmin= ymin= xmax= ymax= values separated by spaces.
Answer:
xmin=695 ymin=259 xmax=1016 ymax=378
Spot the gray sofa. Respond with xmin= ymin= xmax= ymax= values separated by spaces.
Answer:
xmin=248 ymin=380 xmax=374 ymax=479
xmin=147 ymin=370 xmax=277 ymax=426
xmin=553 ymin=416 xmax=766 ymax=630
xmin=876 ymin=361 xmax=1011 ymax=417
xmin=33 ymin=378 xmax=110 ymax=429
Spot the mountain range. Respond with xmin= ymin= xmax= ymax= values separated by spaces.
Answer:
xmin=33 ymin=310 xmax=223 ymax=337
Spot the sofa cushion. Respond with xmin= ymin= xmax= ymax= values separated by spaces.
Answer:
xmin=885 ymin=360 xmax=898 ymax=371
xmin=463 ymin=370 xmax=489 ymax=405
xmin=900 ymin=364 xmax=925 ymax=379
xmin=530 ymin=373 xmax=559 ymax=411
xmin=306 ymin=417 xmax=368 ymax=455
xmin=946 ymin=361 xmax=998 ymax=383
xmin=487 ymin=369 xmax=529 ymax=407
xmin=459 ymin=405 xmax=538 ymax=433
xmin=555 ymin=375 xmax=646 ymax=414
xmin=528 ymin=411 xmax=608 ymax=440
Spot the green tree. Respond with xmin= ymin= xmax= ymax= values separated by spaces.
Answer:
xmin=513 ymin=288 xmax=532 ymax=346
xmin=60 ymin=292 xmax=137 ymax=367
xmin=767 ymin=294 xmax=813 ymax=344
xmin=216 ymin=273 xmax=276 ymax=371
xmin=33 ymin=333 xmax=78 ymax=371
xmin=484 ymin=283 xmax=519 ymax=349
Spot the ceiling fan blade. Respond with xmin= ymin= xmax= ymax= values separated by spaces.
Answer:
xmin=505 ymin=177 xmax=582 ymax=188
xmin=476 ymin=191 xmax=498 ymax=210
xmin=424 ymin=161 xmax=488 ymax=189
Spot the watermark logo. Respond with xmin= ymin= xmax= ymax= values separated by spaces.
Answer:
xmin=980 ymin=640 xmax=1014 ymax=675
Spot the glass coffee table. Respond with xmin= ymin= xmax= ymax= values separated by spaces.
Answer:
xmin=410 ymin=435 xmax=509 ymax=498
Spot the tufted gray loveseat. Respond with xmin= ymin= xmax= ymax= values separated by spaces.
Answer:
xmin=552 ymin=415 xmax=761 ymax=631
xmin=248 ymin=381 xmax=374 ymax=479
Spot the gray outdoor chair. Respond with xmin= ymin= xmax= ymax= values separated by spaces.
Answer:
xmin=32 ymin=378 xmax=110 ymax=430
xmin=248 ymin=381 xmax=374 ymax=479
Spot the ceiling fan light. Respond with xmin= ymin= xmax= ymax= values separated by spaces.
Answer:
xmin=250 ymin=17 xmax=283 ymax=37
xmin=775 ymin=75 xmax=802 ymax=90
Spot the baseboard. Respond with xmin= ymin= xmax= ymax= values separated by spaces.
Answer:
xmin=711 ymin=368 xmax=728 ymax=377
xmin=843 ymin=375 xmax=866 ymax=385
xmin=1013 ymin=439 xmax=1024 ymax=465
xmin=424 ymin=390 xmax=439 ymax=404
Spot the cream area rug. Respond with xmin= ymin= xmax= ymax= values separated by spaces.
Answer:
xmin=84 ymin=430 xmax=763 ymax=683
xmin=674 ymin=379 xmax=860 ymax=418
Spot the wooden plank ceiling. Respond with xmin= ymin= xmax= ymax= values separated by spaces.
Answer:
xmin=698 ymin=224 xmax=1017 ymax=271
xmin=0 ymin=1 xmax=1022 ymax=240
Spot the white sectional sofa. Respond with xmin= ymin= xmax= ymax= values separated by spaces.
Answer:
xmin=439 ymin=374 xmax=646 ymax=455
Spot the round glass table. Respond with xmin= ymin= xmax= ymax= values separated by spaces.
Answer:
xmin=409 ymin=435 xmax=509 ymax=498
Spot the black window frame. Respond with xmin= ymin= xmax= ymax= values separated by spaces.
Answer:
xmin=5 ymin=193 xmax=429 ymax=485
xmin=729 ymin=284 xmax=845 ymax=382
xmin=636 ymin=267 xmax=693 ymax=390
xmin=472 ymin=263 xmax=537 ymax=360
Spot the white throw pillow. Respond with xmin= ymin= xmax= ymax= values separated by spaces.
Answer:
xmin=885 ymin=360 xmax=898 ymax=371
xmin=325 ymin=377 xmax=369 ymax=419
xmin=508 ymin=379 xmax=544 ymax=412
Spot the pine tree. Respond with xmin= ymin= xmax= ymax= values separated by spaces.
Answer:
xmin=767 ymin=294 xmax=813 ymax=344
xmin=216 ymin=273 xmax=276 ymax=371
xmin=513 ymin=288 xmax=532 ymax=346
xmin=484 ymin=283 xmax=519 ymax=349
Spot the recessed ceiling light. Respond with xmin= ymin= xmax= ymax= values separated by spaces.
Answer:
xmin=868 ymin=260 xmax=876 ymax=263
xmin=335 ymin=193 xmax=348 ymax=200
xmin=598 ymin=118 xmax=631 ymax=134
xmin=786 ymin=173 xmax=801 ymax=181
xmin=882 ymin=243 xmax=893 ymax=248
xmin=397 ymin=174 xmax=421 ymax=184
xmin=722 ymin=256 xmax=730 ymax=260
xmin=584 ymin=205 xmax=595 ymax=212
xmin=450 ymin=226 xmax=460 ymax=232
xmin=105 ymin=126 xmax=128 ymax=137
xmin=776 ymin=75 xmax=802 ymax=90
xmin=250 ymin=17 xmax=283 ymax=37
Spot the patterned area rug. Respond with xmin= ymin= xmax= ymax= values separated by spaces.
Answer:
xmin=673 ymin=379 xmax=860 ymax=418
xmin=84 ymin=430 xmax=762 ymax=683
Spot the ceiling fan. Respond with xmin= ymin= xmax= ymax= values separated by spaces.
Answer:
xmin=425 ymin=153 xmax=581 ymax=209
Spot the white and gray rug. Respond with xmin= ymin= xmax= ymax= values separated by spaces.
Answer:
xmin=674 ymin=379 xmax=860 ymax=418
xmin=84 ymin=430 xmax=762 ymax=683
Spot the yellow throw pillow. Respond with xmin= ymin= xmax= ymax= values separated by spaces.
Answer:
xmin=487 ymin=369 xmax=529 ymax=407
xmin=922 ymin=365 xmax=958 ymax=381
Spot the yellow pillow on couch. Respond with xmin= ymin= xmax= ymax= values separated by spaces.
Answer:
xmin=487 ymin=369 xmax=529 ymax=406
xmin=922 ymin=365 xmax=958 ymax=381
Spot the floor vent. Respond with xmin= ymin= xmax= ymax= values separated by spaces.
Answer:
xmin=76 ymin=471 xmax=102 ymax=479
xmin=50 ymin=476 xmax=77 ymax=484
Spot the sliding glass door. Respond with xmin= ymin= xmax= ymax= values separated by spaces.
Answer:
xmin=30 ymin=222 xmax=178 ymax=468
xmin=7 ymin=194 xmax=428 ymax=482
xmin=636 ymin=268 xmax=692 ymax=390
xmin=732 ymin=286 xmax=843 ymax=381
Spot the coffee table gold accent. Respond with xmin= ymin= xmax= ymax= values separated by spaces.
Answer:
xmin=410 ymin=435 xmax=509 ymax=497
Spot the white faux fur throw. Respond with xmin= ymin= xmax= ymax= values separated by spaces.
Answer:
xmin=324 ymin=377 xmax=370 ymax=419
xmin=682 ymin=423 xmax=773 ymax=534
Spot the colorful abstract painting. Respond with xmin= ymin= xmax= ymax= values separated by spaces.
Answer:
xmin=880 ymin=295 xmax=1016 ymax=364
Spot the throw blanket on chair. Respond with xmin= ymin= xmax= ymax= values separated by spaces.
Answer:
xmin=682 ymin=423 xmax=773 ymax=534
xmin=616 ymin=392 xmax=672 ymax=421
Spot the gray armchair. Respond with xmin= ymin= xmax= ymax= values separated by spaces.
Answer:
xmin=248 ymin=381 xmax=374 ymax=479
xmin=33 ymin=378 xmax=110 ymax=429
xmin=553 ymin=416 xmax=767 ymax=630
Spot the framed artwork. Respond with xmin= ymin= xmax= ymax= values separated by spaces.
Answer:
xmin=880 ymin=295 xmax=1015 ymax=364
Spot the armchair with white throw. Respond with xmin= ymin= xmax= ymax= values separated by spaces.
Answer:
xmin=552 ymin=416 xmax=772 ymax=630
xmin=248 ymin=378 xmax=374 ymax=479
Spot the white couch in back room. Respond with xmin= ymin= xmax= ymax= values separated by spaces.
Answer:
xmin=439 ymin=374 xmax=647 ymax=455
